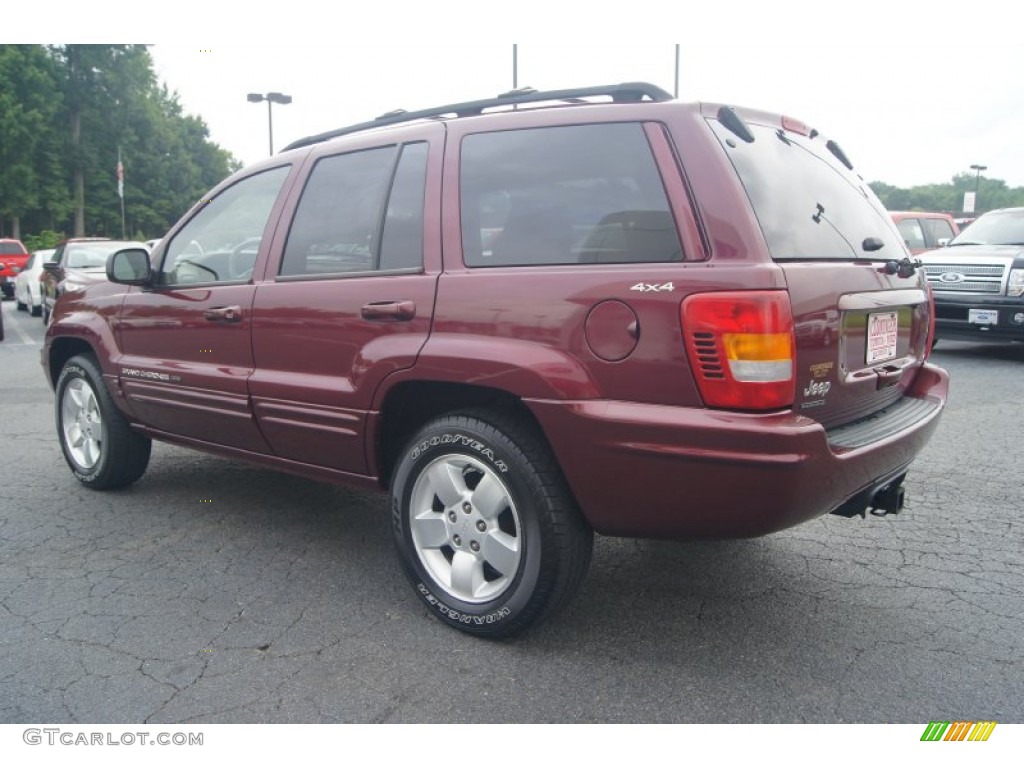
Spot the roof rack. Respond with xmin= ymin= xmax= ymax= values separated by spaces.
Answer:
xmin=282 ymin=82 xmax=673 ymax=152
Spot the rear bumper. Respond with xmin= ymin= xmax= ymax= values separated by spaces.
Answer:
xmin=526 ymin=362 xmax=948 ymax=539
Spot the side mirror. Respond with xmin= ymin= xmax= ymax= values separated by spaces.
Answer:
xmin=42 ymin=259 xmax=61 ymax=275
xmin=107 ymin=248 xmax=152 ymax=286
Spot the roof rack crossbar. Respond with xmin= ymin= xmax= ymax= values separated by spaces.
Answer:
xmin=282 ymin=82 xmax=673 ymax=152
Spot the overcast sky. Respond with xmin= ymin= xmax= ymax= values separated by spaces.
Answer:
xmin=26 ymin=1 xmax=1024 ymax=188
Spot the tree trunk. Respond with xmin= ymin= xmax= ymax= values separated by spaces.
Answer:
xmin=69 ymin=46 xmax=85 ymax=237
xmin=12 ymin=216 xmax=20 ymax=241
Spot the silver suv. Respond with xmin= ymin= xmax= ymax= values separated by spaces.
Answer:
xmin=919 ymin=207 xmax=1024 ymax=343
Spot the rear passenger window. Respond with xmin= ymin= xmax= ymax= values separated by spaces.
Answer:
xmin=280 ymin=142 xmax=427 ymax=277
xmin=460 ymin=123 xmax=682 ymax=267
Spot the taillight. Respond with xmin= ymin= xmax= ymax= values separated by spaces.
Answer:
xmin=682 ymin=291 xmax=795 ymax=410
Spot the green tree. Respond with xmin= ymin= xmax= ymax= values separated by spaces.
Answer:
xmin=871 ymin=172 xmax=1024 ymax=214
xmin=46 ymin=44 xmax=237 ymax=240
xmin=0 ymin=45 xmax=68 ymax=239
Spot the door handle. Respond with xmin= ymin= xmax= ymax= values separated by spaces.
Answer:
xmin=203 ymin=305 xmax=242 ymax=323
xmin=360 ymin=300 xmax=416 ymax=321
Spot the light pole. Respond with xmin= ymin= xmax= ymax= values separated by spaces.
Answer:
xmin=970 ymin=163 xmax=987 ymax=210
xmin=247 ymin=92 xmax=292 ymax=155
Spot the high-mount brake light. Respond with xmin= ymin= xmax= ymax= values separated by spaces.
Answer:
xmin=781 ymin=116 xmax=809 ymax=136
xmin=682 ymin=291 xmax=796 ymax=410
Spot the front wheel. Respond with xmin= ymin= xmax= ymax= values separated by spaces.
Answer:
xmin=55 ymin=354 xmax=152 ymax=489
xmin=390 ymin=410 xmax=592 ymax=637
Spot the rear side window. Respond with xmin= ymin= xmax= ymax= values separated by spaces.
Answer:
xmin=460 ymin=123 xmax=682 ymax=267
xmin=280 ymin=142 xmax=427 ymax=277
xmin=711 ymin=119 xmax=902 ymax=260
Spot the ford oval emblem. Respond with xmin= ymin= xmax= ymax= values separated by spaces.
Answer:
xmin=939 ymin=271 xmax=965 ymax=283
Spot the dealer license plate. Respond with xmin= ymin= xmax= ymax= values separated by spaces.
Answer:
xmin=866 ymin=311 xmax=899 ymax=364
xmin=969 ymin=309 xmax=998 ymax=325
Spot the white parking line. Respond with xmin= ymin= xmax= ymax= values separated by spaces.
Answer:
xmin=2 ymin=301 xmax=37 ymax=345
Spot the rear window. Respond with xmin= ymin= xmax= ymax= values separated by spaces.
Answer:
xmin=460 ymin=123 xmax=682 ymax=267
xmin=0 ymin=242 xmax=27 ymax=256
xmin=896 ymin=219 xmax=926 ymax=251
xmin=923 ymin=217 xmax=956 ymax=244
xmin=710 ymin=119 xmax=902 ymax=260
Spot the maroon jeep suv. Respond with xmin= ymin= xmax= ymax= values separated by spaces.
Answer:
xmin=42 ymin=83 xmax=948 ymax=636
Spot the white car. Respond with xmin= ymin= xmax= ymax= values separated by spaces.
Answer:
xmin=14 ymin=248 xmax=54 ymax=317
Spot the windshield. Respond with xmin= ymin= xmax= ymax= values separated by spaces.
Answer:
xmin=709 ymin=118 xmax=903 ymax=260
xmin=65 ymin=241 xmax=143 ymax=269
xmin=0 ymin=242 xmax=26 ymax=255
xmin=950 ymin=210 xmax=1024 ymax=246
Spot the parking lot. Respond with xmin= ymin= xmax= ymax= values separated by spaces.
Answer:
xmin=1 ymin=297 xmax=1021 ymax=724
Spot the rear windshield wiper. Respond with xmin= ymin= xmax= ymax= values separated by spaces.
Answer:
xmin=810 ymin=203 xmax=857 ymax=258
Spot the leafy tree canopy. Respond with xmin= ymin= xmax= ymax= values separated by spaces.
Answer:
xmin=0 ymin=44 xmax=237 ymax=243
xmin=870 ymin=173 xmax=1024 ymax=215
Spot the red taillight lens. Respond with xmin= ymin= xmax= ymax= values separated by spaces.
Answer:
xmin=682 ymin=291 xmax=796 ymax=410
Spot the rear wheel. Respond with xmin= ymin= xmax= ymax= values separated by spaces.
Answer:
xmin=56 ymin=354 xmax=151 ymax=489
xmin=390 ymin=410 xmax=592 ymax=637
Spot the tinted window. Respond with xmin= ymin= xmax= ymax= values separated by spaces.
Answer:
xmin=0 ymin=242 xmax=26 ymax=255
xmin=281 ymin=146 xmax=400 ymax=277
xmin=161 ymin=166 xmax=290 ymax=285
xmin=711 ymin=120 xmax=902 ymax=260
xmin=461 ymin=123 xmax=682 ymax=267
xmin=379 ymin=143 xmax=428 ymax=271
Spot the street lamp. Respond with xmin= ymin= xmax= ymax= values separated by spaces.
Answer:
xmin=247 ymin=92 xmax=292 ymax=155
xmin=970 ymin=163 xmax=987 ymax=209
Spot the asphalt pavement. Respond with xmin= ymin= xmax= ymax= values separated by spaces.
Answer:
xmin=1 ymin=297 xmax=1021 ymax=723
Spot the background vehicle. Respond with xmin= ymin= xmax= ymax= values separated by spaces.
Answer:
xmin=41 ymin=238 xmax=147 ymax=324
xmin=42 ymin=83 xmax=948 ymax=637
xmin=890 ymin=211 xmax=960 ymax=255
xmin=14 ymin=249 xmax=54 ymax=316
xmin=0 ymin=238 xmax=30 ymax=299
xmin=919 ymin=207 xmax=1024 ymax=343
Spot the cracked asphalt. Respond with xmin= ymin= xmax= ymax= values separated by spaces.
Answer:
xmin=1 ymin=299 xmax=1021 ymax=723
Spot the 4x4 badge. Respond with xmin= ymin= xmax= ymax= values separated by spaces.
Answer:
xmin=629 ymin=282 xmax=674 ymax=293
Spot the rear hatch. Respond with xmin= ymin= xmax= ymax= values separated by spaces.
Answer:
xmin=708 ymin=111 xmax=932 ymax=432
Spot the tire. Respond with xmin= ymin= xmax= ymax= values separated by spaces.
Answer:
xmin=30 ymin=302 xmax=41 ymax=317
xmin=42 ymin=301 xmax=50 ymax=325
xmin=55 ymin=354 xmax=152 ymax=489
xmin=390 ymin=410 xmax=593 ymax=637
xmin=16 ymin=296 xmax=27 ymax=311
